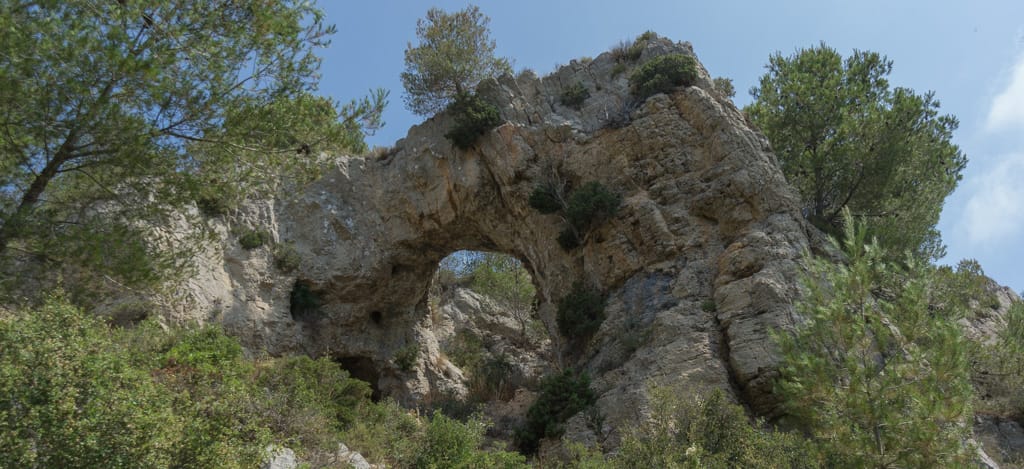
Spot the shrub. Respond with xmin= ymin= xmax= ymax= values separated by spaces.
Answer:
xmin=565 ymin=181 xmax=622 ymax=231
xmin=0 ymin=296 xmax=179 ymax=468
xmin=197 ymin=195 xmax=232 ymax=217
xmin=165 ymin=325 xmax=246 ymax=373
xmin=616 ymin=388 xmax=819 ymax=468
xmin=529 ymin=184 xmax=564 ymax=214
xmin=629 ymin=53 xmax=698 ymax=100
xmin=560 ymin=82 xmax=590 ymax=110
xmin=611 ymin=39 xmax=643 ymax=64
xmin=557 ymin=227 xmax=581 ymax=250
xmin=556 ymin=282 xmax=606 ymax=340
xmin=515 ymin=369 xmax=597 ymax=454
xmin=444 ymin=91 xmax=502 ymax=149
xmin=701 ymin=299 xmax=717 ymax=313
xmin=394 ymin=343 xmax=420 ymax=372
xmin=237 ymin=227 xmax=271 ymax=250
xmin=272 ymin=242 xmax=301 ymax=272
xmin=713 ymin=76 xmax=736 ymax=98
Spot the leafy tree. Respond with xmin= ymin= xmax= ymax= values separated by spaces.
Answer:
xmin=401 ymin=5 xmax=512 ymax=116
xmin=747 ymin=44 xmax=965 ymax=260
xmin=775 ymin=213 xmax=974 ymax=467
xmin=0 ymin=1 xmax=385 ymax=298
xmin=466 ymin=252 xmax=536 ymax=337
xmin=0 ymin=295 xmax=178 ymax=468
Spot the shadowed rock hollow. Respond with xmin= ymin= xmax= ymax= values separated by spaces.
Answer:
xmin=180 ymin=36 xmax=826 ymax=441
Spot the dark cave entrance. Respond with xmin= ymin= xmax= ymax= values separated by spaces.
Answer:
xmin=335 ymin=355 xmax=383 ymax=401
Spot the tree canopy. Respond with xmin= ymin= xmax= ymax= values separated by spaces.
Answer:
xmin=401 ymin=5 xmax=511 ymax=116
xmin=0 ymin=0 xmax=385 ymax=298
xmin=746 ymin=44 xmax=965 ymax=260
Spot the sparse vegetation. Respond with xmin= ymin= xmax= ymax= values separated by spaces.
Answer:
xmin=515 ymin=369 xmax=597 ymax=454
xmin=561 ymin=82 xmax=591 ymax=110
xmin=237 ymin=228 xmax=271 ymax=250
xmin=444 ymin=91 xmax=503 ymax=149
xmin=556 ymin=282 xmax=606 ymax=340
xmin=273 ymin=242 xmax=301 ymax=272
xmin=629 ymin=53 xmax=699 ymax=100
xmin=713 ymin=76 xmax=736 ymax=98
xmin=393 ymin=343 xmax=420 ymax=372
xmin=289 ymin=280 xmax=323 ymax=321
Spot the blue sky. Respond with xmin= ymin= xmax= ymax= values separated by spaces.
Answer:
xmin=315 ymin=0 xmax=1024 ymax=293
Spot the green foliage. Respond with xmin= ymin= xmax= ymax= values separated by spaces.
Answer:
xmin=273 ymin=242 xmax=302 ymax=272
xmin=629 ymin=53 xmax=699 ymax=100
xmin=516 ymin=369 xmax=597 ymax=454
xmin=561 ymin=82 xmax=591 ymax=110
xmin=0 ymin=296 xmax=178 ymax=468
xmin=394 ymin=344 xmax=420 ymax=372
xmin=934 ymin=258 xmax=1001 ymax=312
xmin=557 ymin=228 xmax=582 ymax=250
xmin=401 ymin=5 xmax=512 ymax=116
xmin=700 ymin=299 xmax=717 ymax=313
xmin=466 ymin=252 xmax=536 ymax=336
xmin=414 ymin=411 xmax=527 ymax=468
xmin=566 ymin=181 xmax=623 ymax=233
xmin=165 ymin=325 xmax=245 ymax=373
xmin=556 ymin=282 xmax=607 ymax=340
xmin=444 ymin=92 xmax=503 ymax=149
xmin=529 ymin=184 xmax=565 ymax=214
xmin=610 ymin=32 xmax=656 ymax=65
xmin=237 ymin=228 xmax=271 ymax=250
xmin=616 ymin=388 xmax=818 ymax=469
xmin=973 ymin=302 xmax=1024 ymax=416
xmin=0 ymin=1 xmax=384 ymax=298
xmin=774 ymin=213 xmax=974 ymax=467
xmin=713 ymin=76 xmax=736 ymax=98
xmin=747 ymin=43 xmax=966 ymax=260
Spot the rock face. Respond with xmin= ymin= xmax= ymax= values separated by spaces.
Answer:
xmin=177 ymin=36 xmax=823 ymax=439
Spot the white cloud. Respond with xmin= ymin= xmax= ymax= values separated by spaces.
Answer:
xmin=986 ymin=53 xmax=1024 ymax=132
xmin=963 ymin=153 xmax=1024 ymax=245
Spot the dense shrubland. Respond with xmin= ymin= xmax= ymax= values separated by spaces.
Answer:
xmin=0 ymin=296 xmax=526 ymax=468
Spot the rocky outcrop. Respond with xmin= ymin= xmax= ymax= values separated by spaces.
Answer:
xmin=175 ymin=36 xmax=823 ymax=440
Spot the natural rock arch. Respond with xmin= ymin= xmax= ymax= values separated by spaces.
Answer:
xmin=182 ymin=37 xmax=825 ymax=438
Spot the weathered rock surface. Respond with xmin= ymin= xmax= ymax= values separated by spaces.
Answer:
xmin=175 ymin=36 xmax=823 ymax=440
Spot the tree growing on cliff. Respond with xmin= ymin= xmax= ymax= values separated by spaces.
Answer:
xmin=401 ymin=5 xmax=512 ymax=116
xmin=775 ymin=213 xmax=974 ymax=467
xmin=0 ymin=1 xmax=385 ymax=297
xmin=747 ymin=44 xmax=965 ymax=260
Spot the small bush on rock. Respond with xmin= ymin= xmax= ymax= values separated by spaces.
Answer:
xmin=393 ymin=343 xmax=420 ymax=372
xmin=566 ymin=181 xmax=622 ymax=232
xmin=272 ymin=242 xmax=301 ymax=272
xmin=629 ymin=53 xmax=698 ymax=100
xmin=560 ymin=82 xmax=590 ymax=110
xmin=529 ymin=184 xmax=564 ymax=214
xmin=556 ymin=282 xmax=606 ymax=339
xmin=515 ymin=369 xmax=597 ymax=454
xmin=445 ymin=91 xmax=502 ymax=149
xmin=237 ymin=227 xmax=270 ymax=250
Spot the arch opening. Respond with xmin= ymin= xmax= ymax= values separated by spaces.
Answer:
xmin=425 ymin=250 xmax=554 ymax=422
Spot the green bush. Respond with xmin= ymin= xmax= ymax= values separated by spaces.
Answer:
xmin=556 ymin=282 xmax=606 ymax=339
xmin=272 ymin=242 xmax=301 ymax=272
xmin=165 ymin=325 xmax=246 ymax=373
xmin=237 ymin=227 xmax=271 ymax=250
xmin=0 ymin=296 xmax=179 ymax=468
xmin=529 ymin=184 xmax=564 ymax=214
xmin=515 ymin=369 xmax=597 ymax=454
xmin=616 ymin=388 xmax=819 ymax=468
xmin=444 ymin=91 xmax=502 ymax=149
xmin=629 ymin=53 xmax=698 ymax=100
xmin=557 ymin=228 xmax=581 ymax=250
xmin=394 ymin=343 xmax=420 ymax=372
xmin=560 ymin=82 xmax=590 ymax=110
xmin=565 ymin=181 xmax=622 ymax=232
xmin=701 ymin=299 xmax=717 ymax=313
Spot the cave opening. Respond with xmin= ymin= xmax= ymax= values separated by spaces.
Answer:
xmin=335 ymin=355 xmax=383 ymax=401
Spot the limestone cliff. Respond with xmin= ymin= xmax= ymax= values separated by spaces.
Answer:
xmin=176 ymin=37 xmax=826 ymax=442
